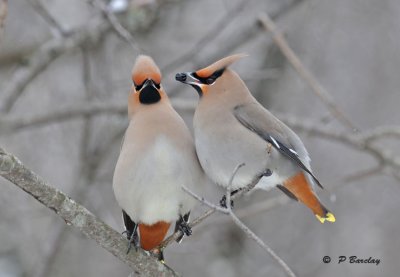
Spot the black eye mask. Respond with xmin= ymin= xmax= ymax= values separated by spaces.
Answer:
xmin=134 ymin=79 xmax=160 ymax=91
xmin=192 ymin=67 xmax=225 ymax=85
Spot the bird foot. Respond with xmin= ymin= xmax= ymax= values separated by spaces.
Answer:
xmin=263 ymin=168 xmax=273 ymax=177
xmin=177 ymin=220 xmax=192 ymax=237
xmin=220 ymin=195 xmax=234 ymax=208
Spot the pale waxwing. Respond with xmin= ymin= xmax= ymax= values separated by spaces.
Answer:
xmin=175 ymin=54 xmax=335 ymax=223
xmin=113 ymin=55 xmax=204 ymax=260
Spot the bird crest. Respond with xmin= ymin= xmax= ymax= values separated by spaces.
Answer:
xmin=131 ymin=55 xmax=162 ymax=87
xmin=196 ymin=53 xmax=248 ymax=78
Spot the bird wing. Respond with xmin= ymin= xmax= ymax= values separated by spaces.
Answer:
xmin=233 ymin=102 xmax=323 ymax=188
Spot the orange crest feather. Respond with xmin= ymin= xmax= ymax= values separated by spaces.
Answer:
xmin=131 ymin=55 xmax=162 ymax=85
xmin=196 ymin=53 xmax=248 ymax=78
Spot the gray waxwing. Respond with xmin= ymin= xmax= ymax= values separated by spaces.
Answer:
xmin=175 ymin=54 xmax=335 ymax=223
xmin=113 ymin=55 xmax=204 ymax=260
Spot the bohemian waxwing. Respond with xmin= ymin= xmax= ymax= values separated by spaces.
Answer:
xmin=113 ymin=55 xmax=203 ymax=260
xmin=175 ymin=54 xmax=335 ymax=223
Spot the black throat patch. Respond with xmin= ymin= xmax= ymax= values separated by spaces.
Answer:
xmin=191 ymin=84 xmax=203 ymax=97
xmin=139 ymin=85 xmax=161 ymax=104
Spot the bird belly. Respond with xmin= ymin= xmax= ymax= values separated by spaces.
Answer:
xmin=194 ymin=126 xmax=269 ymax=190
xmin=113 ymin=136 xmax=192 ymax=225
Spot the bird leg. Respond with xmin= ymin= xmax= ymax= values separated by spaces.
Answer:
xmin=126 ymin=223 xmax=139 ymax=254
xmin=122 ymin=210 xmax=139 ymax=254
xmin=220 ymin=169 xmax=273 ymax=208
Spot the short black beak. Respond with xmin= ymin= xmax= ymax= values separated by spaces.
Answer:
xmin=175 ymin=72 xmax=204 ymax=96
xmin=175 ymin=72 xmax=187 ymax=82
xmin=175 ymin=72 xmax=201 ymax=86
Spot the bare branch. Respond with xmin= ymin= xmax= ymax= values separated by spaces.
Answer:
xmin=27 ymin=0 xmax=67 ymax=37
xmin=277 ymin=113 xmax=400 ymax=174
xmin=159 ymin=172 xmax=262 ymax=249
xmin=166 ymin=0 xmax=307 ymax=97
xmin=0 ymin=99 xmax=195 ymax=134
xmin=0 ymin=16 xmax=110 ymax=113
xmin=341 ymin=164 xmax=384 ymax=183
xmin=361 ymin=125 xmax=400 ymax=143
xmin=200 ymin=195 xmax=290 ymax=229
xmin=34 ymin=51 xmax=108 ymax=275
xmin=89 ymin=0 xmax=142 ymax=52
xmin=225 ymin=163 xmax=246 ymax=212
xmin=225 ymin=164 xmax=295 ymax=277
xmin=0 ymin=101 xmax=125 ymax=132
xmin=257 ymin=12 xmax=358 ymax=132
xmin=3 ymin=92 xmax=399 ymax=183
xmin=0 ymin=0 xmax=7 ymax=31
xmin=181 ymin=185 xmax=227 ymax=213
xmin=180 ymin=164 xmax=296 ymax=277
xmin=3 ymin=96 xmax=399 ymax=180
xmin=161 ymin=0 xmax=248 ymax=73
xmin=228 ymin=211 xmax=295 ymax=277
xmin=0 ymin=147 xmax=180 ymax=277
xmin=0 ymin=0 xmax=162 ymax=113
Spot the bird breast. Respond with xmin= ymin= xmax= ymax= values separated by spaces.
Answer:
xmin=113 ymin=135 xmax=192 ymax=224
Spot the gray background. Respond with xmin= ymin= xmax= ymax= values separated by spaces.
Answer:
xmin=0 ymin=0 xmax=399 ymax=276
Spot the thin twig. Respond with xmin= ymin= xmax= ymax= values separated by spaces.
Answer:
xmin=89 ymin=0 xmax=142 ymax=52
xmin=1 ymin=0 xmax=161 ymax=113
xmin=229 ymin=211 xmax=296 ymax=277
xmin=0 ymin=16 xmax=110 ymax=113
xmin=0 ymin=99 xmax=195 ymax=134
xmin=225 ymin=164 xmax=295 ymax=277
xmin=161 ymin=0 xmax=249 ymax=73
xmin=341 ymin=164 xmax=384 ymax=183
xmin=0 ymin=147 xmax=179 ymax=277
xmin=225 ymin=163 xmax=246 ymax=212
xmin=27 ymin=0 xmax=67 ymax=37
xmin=159 ymin=174 xmax=262 ymax=249
xmin=276 ymin=113 xmax=400 ymax=171
xmin=361 ymin=125 xmax=400 ymax=143
xmin=34 ymin=51 xmax=120 ymax=277
xmin=166 ymin=0 xmax=306 ymax=97
xmin=199 ymin=195 xmax=290 ymax=229
xmin=3 ymin=99 xmax=399 ymax=180
xmin=0 ymin=101 xmax=125 ymax=132
xmin=0 ymin=0 xmax=7 ymax=31
xmin=181 ymin=164 xmax=296 ymax=277
xmin=181 ymin=186 xmax=227 ymax=213
xmin=257 ymin=12 xmax=358 ymax=132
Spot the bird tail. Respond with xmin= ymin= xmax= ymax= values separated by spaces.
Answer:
xmin=138 ymin=221 xmax=170 ymax=251
xmin=282 ymin=172 xmax=335 ymax=223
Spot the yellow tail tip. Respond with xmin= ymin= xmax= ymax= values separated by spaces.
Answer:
xmin=315 ymin=212 xmax=336 ymax=223
xmin=326 ymin=212 xmax=336 ymax=222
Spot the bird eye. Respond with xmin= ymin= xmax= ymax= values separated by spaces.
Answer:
xmin=206 ymin=78 xmax=215 ymax=85
xmin=134 ymin=80 xmax=160 ymax=91
xmin=153 ymin=82 xmax=161 ymax=89
xmin=134 ymin=83 xmax=143 ymax=91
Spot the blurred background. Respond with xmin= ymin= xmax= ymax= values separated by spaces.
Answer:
xmin=1 ymin=0 xmax=399 ymax=276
